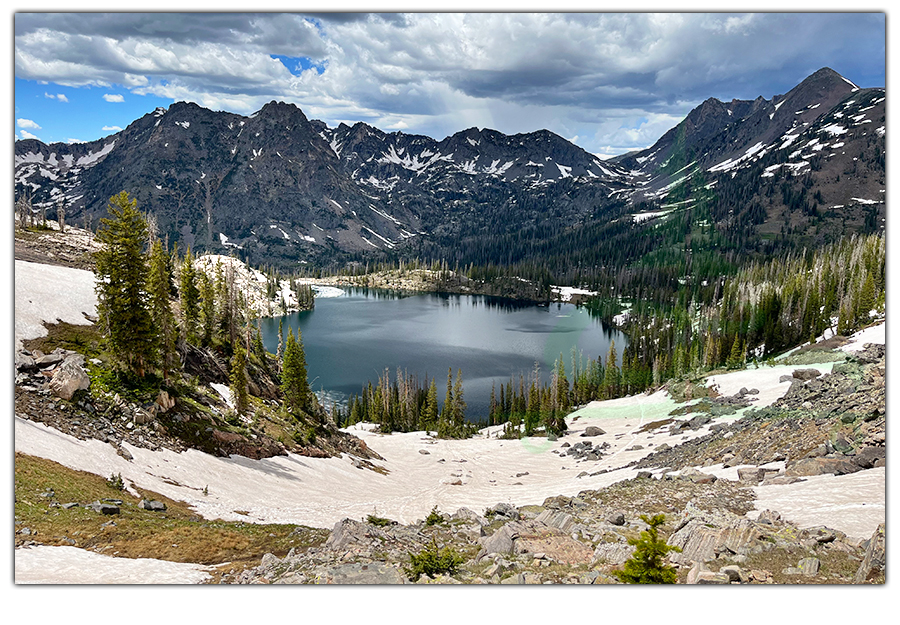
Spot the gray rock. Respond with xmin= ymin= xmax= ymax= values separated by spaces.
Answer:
xmin=785 ymin=457 xmax=860 ymax=477
xmin=669 ymin=519 xmax=763 ymax=566
xmin=139 ymin=499 xmax=167 ymax=511
xmin=854 ymin=523 xmax=885 ymax=583
xmin=324 ymin=518 xmax=369 ymax=551
xmin=499 ymin=572 xmax=526 ymax=584
xmin=679 ymin=468 xmax=716 ymax=484
xmin=15 ymin=351 xmax=37 ymax=372
xmin=418 ymin=449 xmax=430 ymax=455
xmin=132 ymin=408 xmax=155 ymax=425
xmin=317 ymin=562 xmax=406 ymax=584
xmin=155 ymin=390 xmax=176 ymax=413
xmin=798 ymin=557 xmax=820 ymax=577
xmin=607 ymin=512 xmax=626 ymax=526
xmin=48 ymin=357 xmax=91 ymax=401
xmin=534 ymin=510 xmax=575 ymax=533
xmin=88 ymin=501 xmax=120 ymax=515
xmin=35 ymin=351 xmax=66 ymax=368
xmin=719 ymin=565 xmax=748 ymax=583
xmin=756 ymin=510 xmax=781 ymax=524
xmin=593 ymin=542 xmax=634 ymax=565
xmin=490 ymin=503 xmax=520 ymax=520
xmin=477 ymin=521 xmax=525 ymax=561
xmin=696 ymin=571 xmax=731 ymax=584
xmin=582 ymin=426 xmax=605 ymax=437
xmin=852 ymin=446 xmax=885 ymax=469
xmin=737 ymin=467 xmax=765 ymax=483
xmin=792 ymin=368 xmax=822 ymax=381
xmin=451 ymin=507 xmax=488 ymax=526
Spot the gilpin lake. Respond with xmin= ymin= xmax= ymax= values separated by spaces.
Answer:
xmin=259 ymin=287 xmax=627 ymax=422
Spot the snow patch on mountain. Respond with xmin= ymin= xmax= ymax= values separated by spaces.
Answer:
xmin=75 ymin=141 xmax=116 ymax=167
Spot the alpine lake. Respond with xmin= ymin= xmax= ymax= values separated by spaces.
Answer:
xmin=260 ymin=287 xmax=627 ymax=423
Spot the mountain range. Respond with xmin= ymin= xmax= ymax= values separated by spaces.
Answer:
xmin=15 ymin=67 xmax=885 ymax=271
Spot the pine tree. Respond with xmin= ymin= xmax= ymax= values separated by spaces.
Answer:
xmin=199 ymin=271 xmax=216 ymax=347
xmin=276 ymin=319 xmax=284 ymax=362
xmin=230 ymin=345 xmax=249 ymax=416
xmin=147 ymin=240 xmax=178 ymax=382
xmin=281 ymin=328 xmax=311 ymax=416
xmin=602 ymin=340 xmax=619 ymax=399
xmin=94 ymin=191 xmax=156 ymax=378
xmin=438 ymin=368 xmax=453 ymax=438
xmin=451 ymin=369 xmax=466 ymax=434
xmin=423 ymin=377 xmax=439 ymax=432
xmin=726 ymin=336 xmax=744 ymax=370
xmin=858 ymin=272 xmax=876 ymax=322
xmin=179 ymin=248 xmax=200 ymax=343
xmin=555 ymin=357 xmax=570 ymax=413
xmin=612 ymin=514 xmax=681 ymax=584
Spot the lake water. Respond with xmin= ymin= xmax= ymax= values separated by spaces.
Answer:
xmin=259 ymin=288 xmax=627 ymax=422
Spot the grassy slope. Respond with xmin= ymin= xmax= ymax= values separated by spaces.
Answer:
xmin=14 ymin=452 xmax=329 ymax=580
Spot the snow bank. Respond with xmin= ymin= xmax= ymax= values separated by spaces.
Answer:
xmin=311 ymin=285 xmax=344 ymax=298
xmin=15 ymin=260 xmax=98 ymax=349
xmin=750 ymin=467 xmax=885 ymax=542
xmin=15 ymin=545 xmax=213 ymax=584
xmin=551 ymin=285 xmax=597 ymax=302
xmin=838 ymin=321 xmax=885 ymax=353
xmin=706 ymin=362 xmax=836 ymax=408
xmin=15 ymin=388 xmax=716 ymax=531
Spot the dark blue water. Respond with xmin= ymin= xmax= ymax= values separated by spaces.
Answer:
xmin=259 ymin=288 xmax=626 ymax=422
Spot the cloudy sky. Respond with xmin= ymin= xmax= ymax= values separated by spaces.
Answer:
xmin=13 ymin=9 xmax=886 ymax=156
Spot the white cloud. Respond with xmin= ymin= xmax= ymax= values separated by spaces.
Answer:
xmin=17 ymin=118 xmax=41 ymax=129
xmin=44 ymin=92 xmax=69 ymax=102
xmin=102 ymin=125 xmax=123 ymax=132
xmin=103 ymin=93 xmax=125 ymax=102
xmin=18 ymin=129 xmax=41 ymax=140
xmin=13 ymin=13 xmax=885 ymax=155
xmin=66 ymin=138 xmax=86 ymax=144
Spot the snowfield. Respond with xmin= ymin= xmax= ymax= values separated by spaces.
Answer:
xmin=15 ymin=545 xmax=213 ymax=584
xmin=15 ymin=260 xmax=98 ymax=349
xmin=12 ymin=260 xmax=886 ymax=583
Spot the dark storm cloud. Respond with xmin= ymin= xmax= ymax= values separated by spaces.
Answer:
xmin=15 ymin=13 xmax=329 ymax=58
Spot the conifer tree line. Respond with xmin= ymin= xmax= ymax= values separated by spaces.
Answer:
xmin=92 ymin=191 xmax=316 ymax=422
xmin=609 ymin=232 xmax=886 ymax=387
xmin=338 ymin=367 xmax=477 ymax=439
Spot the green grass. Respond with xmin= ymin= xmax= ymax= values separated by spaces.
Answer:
xmin=14 ymin=452 xmax=328 ymax=577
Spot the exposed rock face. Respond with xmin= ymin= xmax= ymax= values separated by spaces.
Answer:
xmin=47 ymin=354 xmax=91 ymax=401
xmin=634 ymin=344 xmax=885 ymax=475
xmin=231 ymin=464 xmax=880 ymax=585
xmin=668 ymin=519 xmax=765 ymax=566
xmin=854 ymin=523 xmax=886 ymax=583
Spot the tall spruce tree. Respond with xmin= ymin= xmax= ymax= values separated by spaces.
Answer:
xmin=230 ymin=345 xmax=250 ymax=416
xmin=199 ymin=271 xmax=216 ymax=347
xmin=179 ymin=248 xmax=200 ymax=343
xmin=451 ymin=369 xmax=466 ymax=434
xmin=281 ymin=328 xmax=311 ymax=416
xmin=423 ymin=377 xmax=439 ymax=432
xmin=148 ymin=240 xmax=179 ymax=382
xmin=94 ymin=191 xmax=156 ymax=378
xmin=438 ymin=368 xmax=454 ymax=438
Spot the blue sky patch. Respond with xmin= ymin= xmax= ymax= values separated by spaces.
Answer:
xmin=271 ymin=55 xmax=326 ymax=76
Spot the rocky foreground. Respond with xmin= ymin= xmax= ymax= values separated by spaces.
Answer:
xmin=232 ymin=343 xmax=886 ymax=585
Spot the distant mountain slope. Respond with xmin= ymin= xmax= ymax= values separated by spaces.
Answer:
xmin=614 ymin=67 xmax=884 ymax=251
xmin=15 ymin=101 xmax=632 ymax=268
xmin=15 ymin=67 xmax=884 ymax=271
